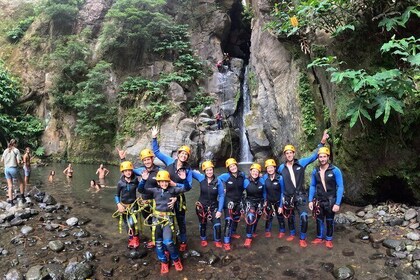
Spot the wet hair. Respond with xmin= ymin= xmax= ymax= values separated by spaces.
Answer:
xmin=8 ymin=139 xmax=17 ymax=148
xmin=49 ymin=170 xmax=55 ymax=176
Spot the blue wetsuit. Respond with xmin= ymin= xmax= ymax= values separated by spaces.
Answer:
xmin=218 ymin=171 xmax=246 ymax=244
xmin=152 ymin=138 xmax=192 ymax=244
xmin=262 ymin=173 xmax=288 ymax=234
xmin=309 ymin=164 xmax=344 ymax=241
xmin=244 ymin=176 xmax=266 ymax=238
xmin=138 ymin=178 xmax=191 ymax=263
xmin=192 ymin=170 xmax=225 ymax=242
xmin=114 ymin=174 xmax=140 ymax=238
xmin=277 ymin=143 xmax=324 ymax=240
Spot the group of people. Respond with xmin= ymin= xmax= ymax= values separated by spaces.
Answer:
xmin=1 ymin=139 xmax=31 ymax=205
xmin=114 ymin=128 xmax=344 ymax=275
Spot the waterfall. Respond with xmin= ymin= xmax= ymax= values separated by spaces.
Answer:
xmin=239 ymin=66 xmax=252 ymax=163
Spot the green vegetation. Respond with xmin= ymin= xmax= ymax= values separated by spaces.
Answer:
xmin=298 ymin=74 xmax=317 ymax=139
xmin=41 ymin=0 xmax=83 ymax=35
xmin=99 ymin=0 xmax=170 ymax=68
xmin=187 ymin=89 xmax=214 ymax=117
xmin=6 ymin=17 xmax=34 ymax=43
xmin=268 ymin=1 xmax=419 ymax=129
xmin=0 ymin=61 xmax=43 ymax=148
xmin=73 ymin=61 xmax=116 ymax=141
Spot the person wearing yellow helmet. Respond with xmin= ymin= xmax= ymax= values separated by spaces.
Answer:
xmin=138 ymin=168 xmax=191 ymax=274
xmin=308 ymin=146 xmax=344 ymax=249
xmin=191 ymin=160 xmax=225 ymax=248
xmin=262 ymin=159 xmax=288 ymax=239
xmin=218 ymin=157 xmax=246 ymax=251
xmin=242 ymin=163 xmax=266 ymax=248
xmin=277 ymin=130 xmax=329 ymax=248
xmin=151 ymin=126 xmax=193 ymax=252
xmin=114 ymin=161 xmax=141 ymax=249
xmin=117 ymin=147 xmax=162 ymax=249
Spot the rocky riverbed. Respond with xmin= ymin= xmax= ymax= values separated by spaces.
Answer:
xmin=1 ymin=186 xmax=419 ymax=280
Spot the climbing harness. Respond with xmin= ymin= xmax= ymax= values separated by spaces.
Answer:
xmin=282 ymin=196 xmax=295 ymax=219
xmin=312 ymin=199 xmax=321 ymax=220
xmin=195 ymin=201 xmax=213 ymax=224
xmin=112 ymin=198 xmax=152 ymax=235
xmin=227 ymin=201 xmax=243 ymax=222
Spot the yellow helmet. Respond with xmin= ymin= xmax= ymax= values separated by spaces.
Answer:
xmin=265 ymin=159 xmax=277 ymax=168
xmin=225 ymin=158 xmax=237 ymax=168
xmin=140 ymin=148 xmax=154 ymax=160
xmin=283 ymin=144 xmax=296 ymax=153
xmin=120 ymin=161 xmax=134 ymax=172
xmin=202 ymin=160 xmax=214 ymax=171
xmin=156 ymin=170 xmax=171 ymax=181
xmin=250 ymin=163 xmax=262 ymax=172
xmin=318 ymin=147 xmax=330 ymax=156
xmin=178 ymin=145 xmax=191 ymax=156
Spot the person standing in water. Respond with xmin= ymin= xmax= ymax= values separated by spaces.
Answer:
xmin=22 ymin=147 xmax=31 ymax=186
xmin=63 ymin=163 xmax=74 ymax=178
xmin=96 ymin=163 xmax=110 ymax=186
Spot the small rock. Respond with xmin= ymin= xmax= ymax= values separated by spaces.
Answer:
xmin=356 ymin=211 xmax=365 ymax=217
xmin=369 ymin=253 xmax=385 ymax=260
xmin=404 ymin=209 xmax=417 ymax=220
xmin=5 ymin=268 xmax=23 ymax=280
xmin=342 ymin=249 xmax=355 ymax=257
xmin=369 ymin=232 xmax=386 ymax=243
xmin=406 ymin=232 xmax=420 ymax=241
xmin=48 ymin=240 xmax=65 ymax=252
xmin=385 ymin=257 xmax=401 ymax=267
xmin=332 ymin=265 xmax=355 ymax=280
xmin=21 ymin=226 xmax=34 ymax=235
xmin=409 ymin=222 xmax=419 ymax=229
xmin=383 ymin=239 xmax=405 ymax=251
xmin=66 ymin=217 xmax=78 ymax=226
xmin=276 ymin=246 xmax=292 ymax=254
xmin=321 ymin=262 xmax=334 ymax=272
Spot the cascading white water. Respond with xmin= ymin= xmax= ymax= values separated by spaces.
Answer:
xmin=239 ymin=66 xmax=252 ymax=163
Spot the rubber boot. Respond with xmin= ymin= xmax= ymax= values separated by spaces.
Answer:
xmin=160 ymin=262 xmax=169 ymax=274
xmin=173 ymin=259 xmax=183 ymax=271
xmin=244 ymin=238 xmax=252 ymax=248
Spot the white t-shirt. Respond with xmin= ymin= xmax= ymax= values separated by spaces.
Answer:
xmin=1 ymin=148 xmax=21 ymax=168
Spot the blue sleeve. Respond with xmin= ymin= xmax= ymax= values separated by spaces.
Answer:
xmin=137 ymin=179 xmax=146 ymax=193
xmin=133 ymin=167 xmax=144 ymax=177
xmin=260 ymin=178 xmax=267 ymax=200
xmin=298 ymin=143 xmax=324 ymax=168
xmin=217 ymin=178 xmax=225 ymax=212
xmin=175 ymin=178 xmax=192 ymax=192
xmin=192 ymin=170 xmax=205 ymax=182
xmin=114 ymin=195 xmax=120 ymax=204
xmin=277 ymin=164 xmax=284 ymax=174
xmin=308 ymin=169 xmax=317 ymax=201
xmin=333 ymin=167 xmax=344 ymax=205
xmin=218 ymin=172 xmax=230 ymax=183
xmin=243 ymin=178 xmax=250 ymax=189
xmin=152 ymin=138 xmax=175 ymax=166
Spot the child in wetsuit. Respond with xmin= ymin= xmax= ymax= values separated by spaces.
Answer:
xmin=138 ymin=169 xmax=191 ymax=275
xmin=114 ymin=161 xmax=141 ymax=249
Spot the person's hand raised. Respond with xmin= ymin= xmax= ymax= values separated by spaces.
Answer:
xmin=151 ymin=126 xmax=159 ymax=139
xmin=116 ymin=148 xmax=126 ymax=160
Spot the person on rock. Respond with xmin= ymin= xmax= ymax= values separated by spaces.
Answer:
xmin=262 ymin=159 xmax=287 ymax=238
xmin=277 ymin=130 xmax=329 ymax=248
xmin=308 ymin=147 xmax=344 ymax=249
xmin=192 ymin=160 xmax=224 ymax=248
xmin=218 ymin=157 xmax=246 ymax=250
xmin=114 ymin=161 xmax=141 ymax=249
xmin=138 ymin=170 xmax=191 ymax=274
xmin=242 ymin=163 xmax=266 ymax=248
xmin=151 ymin=126 xmax=193 ymax=252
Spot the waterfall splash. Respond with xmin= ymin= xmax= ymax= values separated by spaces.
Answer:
xmin=239 ymin=66 xmax=252 ymax=163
